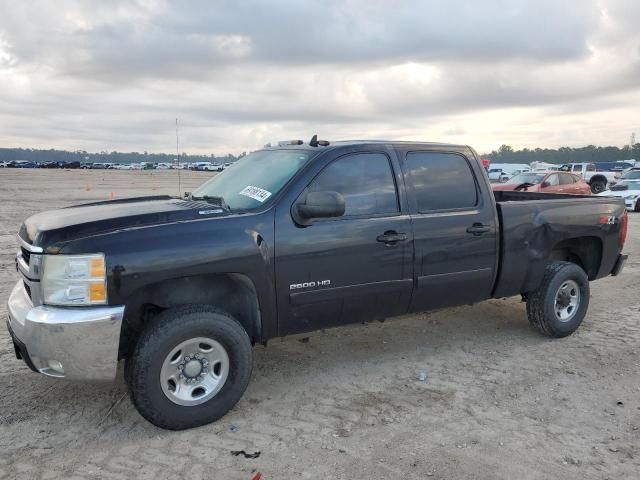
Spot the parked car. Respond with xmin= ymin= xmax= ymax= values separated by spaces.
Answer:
xmin=492 ymin=171 xmax=591 ymax=195
xmin=618 ymin=167 xmax=640 ymax=181
xmin=7 ymin=139 xmax=628 ymax=430
xmin=599 ymin=178 xmax=640 ymax=212
xmin=0 ymin=161 xmax=8 ymax=168
xmin=593 ymin=161 xmax=634 ymax=173
xmin=559 ymin=163 xmax=619 ymax=194
xmin=488 ymin=168 xmax=510 ymax=183
xmin=39 ymin=161 xmax=60 ymax=168
xmin=90 ymin=162 xmax=112 ymax=169
xmin=9 ymin=160 xmax=37 ymax=168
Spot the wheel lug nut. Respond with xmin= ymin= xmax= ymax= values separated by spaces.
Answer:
xmin=194 ymin=353 xmax=201 ymax=359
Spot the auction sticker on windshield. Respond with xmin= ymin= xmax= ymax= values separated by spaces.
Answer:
xmin=239 ymin=185 xmax=272 ymax=202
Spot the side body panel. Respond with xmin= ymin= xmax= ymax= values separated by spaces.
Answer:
xmin=273 ymin=144 xmax=414 ymax=336
xmin=57 ymin=212 xmax=279 ymax=341
xmin=492 ymin=191 xmax=626 ymax=298
xmin=395 ymin=145 xmax=500 ymax=311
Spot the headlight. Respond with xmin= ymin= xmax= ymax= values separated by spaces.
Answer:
xmin=625 ymin=194 xmax=639 ymax=200
xmin=42 ymin=254 xmax=107 ymax=306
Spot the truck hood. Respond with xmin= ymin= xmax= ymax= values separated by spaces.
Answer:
xmin=19 ymin=195 xmax=230 ymax=248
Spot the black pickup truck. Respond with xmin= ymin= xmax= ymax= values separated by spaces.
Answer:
xmin=7 ymin=138 xmax=628 ymax=430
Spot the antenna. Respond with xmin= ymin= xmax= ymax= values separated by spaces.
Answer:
xmin=176 ymin=118 xmax=182 ymax=195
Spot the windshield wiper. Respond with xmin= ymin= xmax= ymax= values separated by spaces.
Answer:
xmin=191 ymin=195 xmax=232 ymax=212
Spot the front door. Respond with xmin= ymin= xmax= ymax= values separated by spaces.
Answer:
xmin=274 ymin=150 xmax=413 ymax=335
xmin=398 ymin=149 xmax=498 ymax=312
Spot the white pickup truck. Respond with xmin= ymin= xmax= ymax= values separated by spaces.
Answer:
xmin=560 ymin=163 xmax=619 ymax=194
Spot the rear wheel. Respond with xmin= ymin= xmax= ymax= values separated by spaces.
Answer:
xmin=526 ymin=261 xmax=590 ymax=338
xmin=126 ymin=305 xmax=253 ymax=430
xmin=635 ymin=198 xmax=640 ymax=213
xmin=590 ymin=179 xmax=606 ymax=194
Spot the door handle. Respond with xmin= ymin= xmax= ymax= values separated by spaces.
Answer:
xmin=466 ymin=223 xmax=491 ymax=236
xmin=376 ymin=230 xmax=408 ymax=245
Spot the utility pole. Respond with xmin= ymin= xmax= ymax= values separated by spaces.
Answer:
xmin=176 ymin=118 xmax=182 ymax=196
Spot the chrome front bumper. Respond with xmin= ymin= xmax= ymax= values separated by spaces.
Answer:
xmin=6 ymin=280 xmax=124 ymax=381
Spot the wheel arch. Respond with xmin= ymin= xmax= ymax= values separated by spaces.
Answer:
xmin=549 ymin=236 xmax=602 ymax=280
xmin=120 ymin=273 xmax=262 ymax=358
xmin=588 ymin=174 xmax=607 ymax=185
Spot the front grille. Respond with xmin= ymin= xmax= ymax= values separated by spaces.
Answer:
xmin=23 ymin=281 xmax=31 ymax=300
xmin=21 ymin=247 xmax=31 ymax=265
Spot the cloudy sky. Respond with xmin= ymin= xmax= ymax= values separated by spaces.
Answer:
xmin=0 ymin=0 xmax=639 ymax=155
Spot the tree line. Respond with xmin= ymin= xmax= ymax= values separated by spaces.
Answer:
xmin=1 ymin=144 xmax=638 ymax=166
xmin=0 ymin=148 xmax=245 ymax=164
xmin=484 ymin=144 xmax=639 ymax=164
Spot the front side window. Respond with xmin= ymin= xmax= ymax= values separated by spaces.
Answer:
xmin=405 ymin=152 xmax=478 ymax=211
xmin=506 ymin=173 xmax=546 ymax=185
xmin=193 ymin=149 xmax=315 ymax=210
xmin=308 ymin=153 xmax=398 ymax=217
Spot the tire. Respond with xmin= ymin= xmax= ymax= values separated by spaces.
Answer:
xmin=590 ymin=180 xmax=606 ymax=194
xmin=126 ymin=305 xmax=253 ymax=430
xmin=634 ymin=199 xmax=640 ymax=213
xmin=526 ymin=261 xmax=590 ymax=338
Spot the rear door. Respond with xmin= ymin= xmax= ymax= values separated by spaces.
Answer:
xmin=558 ymin=173 xmax=578 ymax=193
xmin=398 ymin=148 xmax=498 ymax=312
xmin=540 ymin=173 xmax=562 ymax=193
xmin=274 ymin=148 xmax=414 ymax=335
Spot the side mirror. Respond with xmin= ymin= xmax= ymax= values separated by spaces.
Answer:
xmin=293 ymin=190 xmax=345 ymax=225
xmin=184 ymin=191 xmax=191 ymax=199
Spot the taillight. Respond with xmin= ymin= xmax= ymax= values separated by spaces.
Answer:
xmin=619 ymin=210 xmax=628 ymax=249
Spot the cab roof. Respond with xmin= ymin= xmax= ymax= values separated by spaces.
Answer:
xmin=266 ymin=139 xmax=471 ymax=152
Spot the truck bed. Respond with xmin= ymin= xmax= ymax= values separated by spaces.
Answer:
xmin=491 ymin=191 xmax=625 ymax=298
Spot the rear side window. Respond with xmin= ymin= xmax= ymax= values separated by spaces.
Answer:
xmin=559 ymin=173 xmax=575 ymax=185
xmin=308 ymin=153 xmax=398 ymax=216
xmin=405 ymin=152 xmax=478 ymax=211
xmin=573 ymin=164 xmax=583 ymax=172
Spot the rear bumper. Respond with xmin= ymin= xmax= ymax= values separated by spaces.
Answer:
xmin=611 ymin=254 xmax=628 ymax=277
xmin=6 ymin=280 xmax=124 ymax=381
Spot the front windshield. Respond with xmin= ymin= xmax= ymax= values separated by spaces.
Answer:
xmin=505 ymin=173 xmax=546 ymax=185
xmin=621 ymin=170 xmax=640 ymax=180
xmin=192 ymin=149 xmax=314 ymax=210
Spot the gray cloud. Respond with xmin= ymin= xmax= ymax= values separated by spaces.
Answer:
xmin=0 ymin=0 xmax=638 ymax=153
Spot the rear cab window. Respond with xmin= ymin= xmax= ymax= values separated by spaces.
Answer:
xmin=403 ymin=151 xmax=478 ymax=212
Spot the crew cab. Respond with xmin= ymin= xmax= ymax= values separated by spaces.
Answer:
xmin=7 ymin=138 xmax=628 ymax=430
xmin=560 ymin=163 xmax=619 ymax=194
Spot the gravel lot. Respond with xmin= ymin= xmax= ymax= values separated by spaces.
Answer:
xmin=0 ymin=169 xmax=638 ymax=479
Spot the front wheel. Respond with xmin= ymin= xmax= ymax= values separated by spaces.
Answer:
xmin=126 ymin=305 xmax=253 ymax=430
xmin=526 ymin=261 xmax=590 ymax=338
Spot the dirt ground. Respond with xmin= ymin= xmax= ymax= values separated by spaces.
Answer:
xmin=0 ymin=169 xmax=638 ymax=479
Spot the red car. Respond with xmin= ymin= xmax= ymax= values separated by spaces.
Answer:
xmin=492 ymin=171 xmax=591 ymax=195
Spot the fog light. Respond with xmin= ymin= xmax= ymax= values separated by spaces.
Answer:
xmin=47 ymin=360 xmax=64 ymax=374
